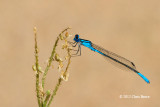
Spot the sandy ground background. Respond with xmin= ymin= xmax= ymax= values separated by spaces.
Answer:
xmin=0 ymin=0 xmax=160 ymax=107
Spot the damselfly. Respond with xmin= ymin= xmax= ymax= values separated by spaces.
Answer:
xmin=69 ymin=34 xmax=150 ymax=84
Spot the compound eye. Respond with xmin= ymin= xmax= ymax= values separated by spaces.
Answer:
xmin=75 ymin=34 xmax=79 ymax=39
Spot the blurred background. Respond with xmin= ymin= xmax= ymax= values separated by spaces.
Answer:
xmin=0 ymin=0 xmax=160 ymax=107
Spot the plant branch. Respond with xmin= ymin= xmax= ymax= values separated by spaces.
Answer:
xmin=34 ymin=27 xmax=41 ymax=106
xmin=47 ymin=78 xmax=63 ymax=107
xmin=42 ymin=27 xmax=71 ymax=89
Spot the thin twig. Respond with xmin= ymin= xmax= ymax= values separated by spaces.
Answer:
xmin=47 ymin=78 xmax=63 ymax=107
xmin=34 ymin=27 xmax=71 ymax=107
xmin=42 ymin=37 xmax=59 ymax=88
xmin=43 ymin=90 xmax=51 ymax=107
xmin=42 ymin=27 xmax=71 ymax=89
xmin=34 ymin=27 xmax=41 ymax=106
xmin=47 ymin=43 xmax=72 ymax=107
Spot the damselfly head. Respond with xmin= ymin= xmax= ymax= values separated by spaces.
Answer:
xmin=73 ymin=34 xmax=80 ymax=42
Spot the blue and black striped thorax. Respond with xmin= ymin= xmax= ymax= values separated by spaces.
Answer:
xmin=73 ymin=34 xmax=96 ymax=51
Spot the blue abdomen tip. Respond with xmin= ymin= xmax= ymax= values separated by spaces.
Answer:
xmin=137 ymin=73 xmax=150 ymax=84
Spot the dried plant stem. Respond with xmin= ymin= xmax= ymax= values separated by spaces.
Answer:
xmin=65 ymin=49 xmax=71 ymax=75
xmin=33 ymin=27 xmax=71 ymax=107
xmin=42 ymin=37 xmax=59 ymax=88
xmin=34 ymin=27 xmax=41 ymax=106
xmin=47 ymin=49 xmax=71 ymax=106
xmin=47 ymin=78 xmax=63 ymax=107
xmin=43 ymin=90 xmax=51 ymax=107
xmin=42 ymin=27 xmax=71 ymax=89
